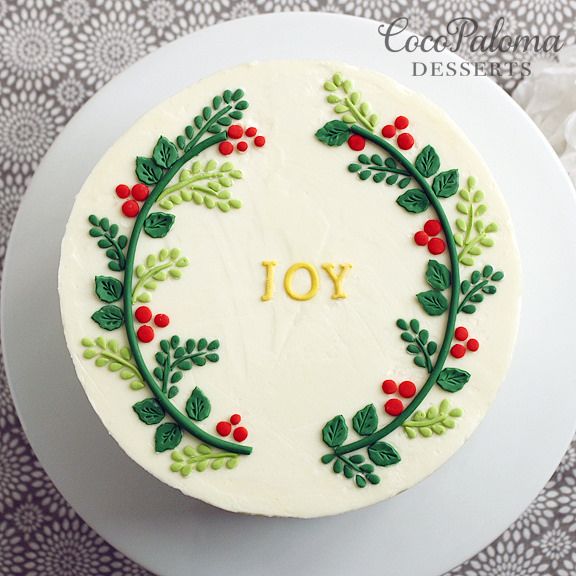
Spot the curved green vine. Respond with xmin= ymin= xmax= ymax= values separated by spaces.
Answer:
xmin=332 ymin=125 xmax=461 ymax=456
xmin=122 ymin=134 xmax=252 ymax=456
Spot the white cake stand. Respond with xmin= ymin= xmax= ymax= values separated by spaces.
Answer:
xmin=3 ymin=13 xmax=576 ymax=576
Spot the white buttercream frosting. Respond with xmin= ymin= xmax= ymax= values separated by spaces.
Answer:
xmin=59 ymin=61 xmax=521 ymax=518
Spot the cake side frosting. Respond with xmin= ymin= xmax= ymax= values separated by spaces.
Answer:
xmin=59 ymin=61 xmax=521 ymax=517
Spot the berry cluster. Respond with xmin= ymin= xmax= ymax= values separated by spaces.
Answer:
xmin=116 ymin=183 xmax=150 ymax=218
xmin=218 ymin=125 xmax=265 ymax=156
xmin=216 ymin=414 xmax=248 ymax=442
xmin=381 ymin=115 xmax=414 ymax=151
xmin=134 ymin=305 xmax=170 ymax=343
xmin=381 ymin=379 xmax=417 ymax=416
xmin=414 ymin=219 xmax=446 ymax=255
xmin=450 ymin=326 xmax=479 ymax=359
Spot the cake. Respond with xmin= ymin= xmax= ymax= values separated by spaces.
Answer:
xmin=59 ymin=61 xmax=521 ymax=518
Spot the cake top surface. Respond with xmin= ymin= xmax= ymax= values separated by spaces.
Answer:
xmin=59 ymin=60 xmax=521 ymax=517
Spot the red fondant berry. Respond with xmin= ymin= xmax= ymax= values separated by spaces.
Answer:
xmin=137 ymin=325 xmax=154 ymax=343
xmin=395 ymin=115 xmax=409 ymax=130
xmin=237 ymin=141 xmax=248 ymax=152
xmin=424 ymin=219 xmax=442 ymax=236
xmin=467 ymin=338 xmax=480 ymax=352
xmin=414 ymin=231 xmax=429 ymax=246
xmin=115 ymin=184 xmax=130 ymax=199
xmin=230 ymin=414 xmax=242 ymax=425
xmin=385 ymin=398 xmax=404 ymax=416
xmin=154 ymin=314 xmax=170 ymax=328
xmin=135 ymin=306 xmax=152 ymax=323
xmin=454 ymin=326 xmax=469 ymax=341
xmin=254 ymin=135 xmax=266 ymax=147
xmin=233 ymin=427 xmax=248 ymax=442
xmin=227 ymin=124 xmax=244 ymax=139
xmin=451 ymin=344 xmax=466 ymax=359
xmin=245 ymin=127 xmax=257 ymax=137
xmin=381 ymin=124 xmax=396 ymax=138
xmin=399 ymin=380 xmax=416 ymax=398
xmin=216 ymin=421 xmax=232 ymax=437
xmin=428 ymin=237 xmax=446 ymax=255
xmin=219 ymin=141 xmax=234 ymax=156
xmin=122 ymin=200 xmax=140 ymax=218
xmin=131 ymin=183 xmax=150 ymax=201
xmin=397 ymin=132 xmax=415 ymax=150
xmin=382 ymin=379 xmax=397 ymax=394
xmin=347 ymin=134 xmax=365 ymax=151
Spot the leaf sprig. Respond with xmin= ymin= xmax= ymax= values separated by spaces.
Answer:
xmin=454 ymin=177 xmax=498 ymax=266
xmin=157 ymin=159 xmax=243 ymax=212
xmin=153 ymin=336 xmax=220 ymax=398
xmin=320 ymin=408 xmax=402 ymax=488
xmin=170 ymin=444 xmax=239 ymax=476
xmin=88 ymin=215 xmax=127 ymax=272
xmin=81 ymin=337 xmax=144 ymax=390
xmin=348 ymin=153 xmax=412 ymax=187
xmin=458 ymin=265 xmax=504 ymax=314
xmin=396 ymin=318 xmax=437 ymax=372
xmin=135 ymin=89 xmax=248 ymax=185
xmin=323 ymin=72 xmax=378 ymax=131
xmin=402 ymin=400 xmax=462 ymax=438
xmin=132 ymin=248 xmax=189 ymax=303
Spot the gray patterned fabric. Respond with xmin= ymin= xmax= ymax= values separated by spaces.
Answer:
xmin=0 ymin=1 xmax=574 ymax=574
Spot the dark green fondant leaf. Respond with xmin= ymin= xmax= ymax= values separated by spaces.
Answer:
xmin=437 ymin=368 xmax=471 ymax=393
xmin=352 ymin=404 xmax=378 ymax=436
xmin=155 ymin=422 xmax=182 ymax=452
xmin=132 ymin=398 xmax=165 ymax=425
xmin=153 ymin=136 xmax=178 ymax=169
xmin=432 ymin=169 xmax=459 ymax=198
xmin=416 ymin=290 xmax=449 ymax=316
xmin=415 ymin=145 xmax=440 ymax=177
xmin=136 ymin=156 xmax=163 ymax=185
xmin=94 ymin=276 xmax=123 ymax=303
xmin=144 ymin=212 xmax=175 ymax=239
xmin=315 ymin=120 xmax=351 ymax=147
xmin=368 ymin=442 xmax=401 ymax=467
xmin=396 ymin=189 xmax=429 ymax=214
xmin=322 ymin=415 xmax=348 ymax=448
xmin=425 ymin=260 xmax=451 ymax=291
xmin=185 ymin=387 xmax=211 ymax=421
xmin=91 ymin=305 xmax=124 ymax=331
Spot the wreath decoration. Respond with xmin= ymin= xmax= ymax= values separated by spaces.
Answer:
xmin=315 ymin=72 xmax=504 ymax=488
xmin=81 ymin=88 xmax=265 ymax=476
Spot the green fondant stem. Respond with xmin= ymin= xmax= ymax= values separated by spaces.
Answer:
xmin=99 ymin=351 xmax=140 ymax=375
xmin=458 ymin=232 xmax=486 ymax=262
xmin=184 ymin=105 xmax=232 ymax=153
xmin=368 ymin=165 xmax=410 ymax=177
xmin=334 ymin=126 xmax=461 ymax=456
xmin=123 ymin=131 xmax=252 ymax=456
xmin=131 ymin=261 xmax=174 ymax=299
xmin=157 ymin=172 xmax=223 ymax=202
xmin=465 ymin=205 xmax=475 ymax=245
xmin=403 ymin=414 xmax=448 ymax=428
xmin=162 ymin=355 xmax=170 ymax=394
xmin=457 ymin=279 xmax=489 ymax=313
xmin=170 ymin=351 xmax=208 ymax=371
xmin=106 ymin=234 xmax=126 ymax=270
xmin=344 ymin=97 xmax=373 ymax=131
xmin=415 ymin=338 xmax=433 ymax=373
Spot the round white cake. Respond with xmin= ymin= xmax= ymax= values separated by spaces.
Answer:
xmin=59 ymin=61 xmax=521 ymax=518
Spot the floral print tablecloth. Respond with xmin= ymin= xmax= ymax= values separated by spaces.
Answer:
xmin=0 ymin=1 xmax=575 ymax=574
